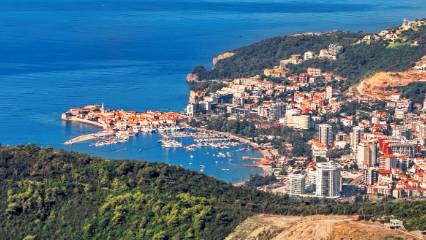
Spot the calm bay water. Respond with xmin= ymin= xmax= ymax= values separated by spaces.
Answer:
xmin=0 ymin=0 xmax=425 ymax=182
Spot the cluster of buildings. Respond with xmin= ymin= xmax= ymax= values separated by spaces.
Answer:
xmin=191 ymin=73 xmax=426 ymax=199
xmin=188 ymin=65 xmax=345 ymax=129
xmin=187 ymin=26 xmax=426 ymax=200
xmin=299 ymin=93 xmax=426 ymax=199
xmin=286 ymin=161 xmax=342 ymax=198
xmin=187 ymin=76 xmax=286 ymax=121
xmin=62 ymin=104 xmax=187 ymax=133
xmin=358 ymin=18 xmax=426 ymax=44
xmin=276 ymin=43 xmax=344 ymax=70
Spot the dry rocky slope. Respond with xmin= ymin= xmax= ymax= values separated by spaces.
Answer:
xmin=226 ymin=214 xmax=424 ymax=240
xmin=347 ymin=56 xmax=426 ymax=100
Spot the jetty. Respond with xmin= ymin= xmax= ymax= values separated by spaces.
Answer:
xmin=64 ymin=131 xmax=113 ymax=145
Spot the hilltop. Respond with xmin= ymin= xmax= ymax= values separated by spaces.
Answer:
xmin=0 ymin=145 xmax=426 ymax=239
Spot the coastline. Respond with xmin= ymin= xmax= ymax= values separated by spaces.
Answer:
xmin=63 ymin=116 xmax=269 ymax=181
xmin=187 ymin=125 xmax=273 ymax=177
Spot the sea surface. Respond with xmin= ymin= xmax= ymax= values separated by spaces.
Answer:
xmin=1 ymin=0 xmax=426 ymax=182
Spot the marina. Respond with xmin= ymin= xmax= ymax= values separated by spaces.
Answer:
xmin=60 ymin=105 xmax=267 ymax=182
xmin=62 ymin=105 xmax=258 ymax=153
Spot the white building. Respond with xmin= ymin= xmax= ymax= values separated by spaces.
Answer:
xmin=357 ymin=140 xmax=378 ymax=169
xmin=350 ymin=126 xmax=364 ymax=152
xmin=316 ymin=162 xmax=342 ymax=198
xmin=287 ymin=174 xmax=305 ymax=196
xmin=303 ymin=51 xmax=314 ymax=61
xmin=186 ymin=103 xmax=196 ymax=117
xmin=357 ymin=142 xmax=370 ymax=169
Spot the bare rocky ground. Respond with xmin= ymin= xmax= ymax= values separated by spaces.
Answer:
xmin=225 ymin=214 xmax=424 ymax=240
xmin=348 ymin=70 xmax=426 ymax=101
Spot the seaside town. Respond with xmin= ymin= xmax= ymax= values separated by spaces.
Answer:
xmin=62 ymin=105 xmax=188 ymax=146
xmin=185 ymin=19 xmax=426 ymax=201
xmin=5 ymin=0 xmax=426 ymax=237
xmin=61 ymin=19 xmax=426 ymax=202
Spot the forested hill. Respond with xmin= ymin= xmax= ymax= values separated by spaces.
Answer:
xmin=1 ymin=145 xmax=426 ymax=240
xmin=192 ymin=19 xmax=426 ymax=87
xmin=192 ymin=31 xmax=361 ymax=80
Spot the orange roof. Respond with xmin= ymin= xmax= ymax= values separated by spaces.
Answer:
xmin=379 ymin=169 xmax=391 ymax=175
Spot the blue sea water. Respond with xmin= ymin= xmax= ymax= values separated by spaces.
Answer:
xmin=0 ymin=0 xmax=425 ymax=182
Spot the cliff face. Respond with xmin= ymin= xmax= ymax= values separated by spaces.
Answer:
xmin=213 ymin=51 xmax=235 ymax=65
xmin=226 ymin=214 xmax=422 ymax=240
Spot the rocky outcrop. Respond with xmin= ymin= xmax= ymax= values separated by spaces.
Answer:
xmin=213 ymin=51 xmax=235 ymax=65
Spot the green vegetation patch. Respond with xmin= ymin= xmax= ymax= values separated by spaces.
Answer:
xmin=399 ymin=81 xmax=426 ymax=103
xmin=0 ymin=145 xmax=425 ymax=239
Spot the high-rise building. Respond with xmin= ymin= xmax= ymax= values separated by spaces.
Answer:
xmin=357 ymin=140 xmax=379 ymax=169
xmin=270 ymin=102 xmax=285 ymax=121
xmin=318 ymin=124 xmax=333 ymax=147
xmin=363 ymin=168 xmax=378 ymax=185
xmin=357 ymin=142 xmax=370 ymax=169
xmin=351 ymin=126 xmax=364 ymax=152
xmin=316 ymin=162 xmax=342 ymax=198
xmin=287 ymin=174 xmax=305 ymax=196
xmin=370 ymin=139 xmax=378 ymax=166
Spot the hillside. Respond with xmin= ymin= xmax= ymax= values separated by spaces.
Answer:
xmin=191 ymin=31 xmax=362 ymax=80
xmin=1 ymin=145 xmax=426 ymax=239
xmin=348 ymin=70 xmax=426 ymax=101
xmin=226 ymin=214 xmax=423 ymax=240
xmin=191 ymin=18 xmax=426 ymax=88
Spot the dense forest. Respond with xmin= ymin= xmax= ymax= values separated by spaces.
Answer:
xmin=1 ymin=145 xmax=426 ymax=240
xmin=192 ymin=20 xmax=426 ymax=88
